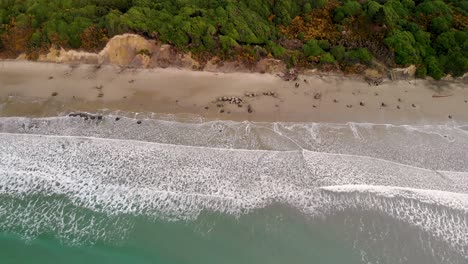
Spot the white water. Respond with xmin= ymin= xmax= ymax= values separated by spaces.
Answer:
xmin=0 ymin=115 xmax=467 ymax=257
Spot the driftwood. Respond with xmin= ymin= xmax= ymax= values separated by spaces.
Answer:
xmin=432 ymin=94 xmax=453 ymax=98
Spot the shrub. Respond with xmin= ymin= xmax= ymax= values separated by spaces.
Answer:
xmin=331 ymin=45 xmax=346 ymax=61
xmin=303 ymin=39 xmax=324 ymax=57
xmin=415 ymin=65 xmax=427 ymax=78
xmin=320 ymin=52 xmax=335 ymax=64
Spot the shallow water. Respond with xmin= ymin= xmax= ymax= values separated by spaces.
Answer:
xmin=0 ymin=114 xmax=467 ymax=263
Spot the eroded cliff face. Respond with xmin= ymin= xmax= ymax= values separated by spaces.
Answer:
xmin=36 ymin=34 xmax=151 ymax=66
xmin=99 ymin=34 xmax=153 ymax=66
xmin=25 ymin=34 xmax=285 ymax=74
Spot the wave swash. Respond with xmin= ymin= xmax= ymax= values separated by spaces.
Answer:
xmin=0 ymin=115 xmax=467 ymax=263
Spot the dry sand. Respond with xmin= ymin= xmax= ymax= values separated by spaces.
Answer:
xmin=1 ymin=60 xmax=467 ymax=124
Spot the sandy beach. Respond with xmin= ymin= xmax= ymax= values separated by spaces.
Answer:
xmin=1 ymin=60 xmax=467 ymax=124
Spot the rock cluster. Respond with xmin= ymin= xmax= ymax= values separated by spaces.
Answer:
xmin=244 ymin=92 xmax=259 ymax=97
xmin=218 ymin=96 xmax=243 ymax=106
xmin=262 ymin=91 xmax=277 ymax=97
xmin=68 ymin=112 xmax=103 ymax=120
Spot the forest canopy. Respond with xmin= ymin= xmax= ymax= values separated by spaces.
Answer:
xmin=0 ymin=0 xmax=467 ymax=79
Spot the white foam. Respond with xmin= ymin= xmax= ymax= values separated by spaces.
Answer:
xmin=1 ymin=117 xmax=468 ymax=254
xmin=320 ymin=185 xmax=468 ymax=256
xmin=1 ymin=116 xmax=466 ymax=170
xmin=0 ymin=133 xmax=467 ymax=241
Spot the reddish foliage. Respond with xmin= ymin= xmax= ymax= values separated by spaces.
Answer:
xmin=80 ymin=25 xmax=109 ymax=52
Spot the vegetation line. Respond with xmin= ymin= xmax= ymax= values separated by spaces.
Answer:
xmin=0 ymin=0 xmax=466 ymax=79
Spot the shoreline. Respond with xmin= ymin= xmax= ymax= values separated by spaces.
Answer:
xmin=1 ymin=60 xmax=468 ymax=125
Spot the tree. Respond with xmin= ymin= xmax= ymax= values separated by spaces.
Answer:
xmin=425 ymin=56 xmax=444 ymax=80
xmin=384 ymin=30 xmax=419 ymax=65
xmin=334 ymin=1 xmax=362 ymax=23
xmin=430 ymin=16 xmax=451 ymax=35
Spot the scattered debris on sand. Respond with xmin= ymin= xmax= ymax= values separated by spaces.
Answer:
xmin=278 ymin=70 xmax=298 ymax=81
xmin=365 ymin=76 xmax=383 ymax=86
xmin=262 ymin=91 xmax=277 ymax=97
xmin=244 ymin=93 xmax=258 ymax=97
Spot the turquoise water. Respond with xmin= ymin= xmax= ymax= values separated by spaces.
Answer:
xmin=0 ymin=197 xmax=362 ymax=264
xmin=1 ymin=115 xmax=468 ymax=263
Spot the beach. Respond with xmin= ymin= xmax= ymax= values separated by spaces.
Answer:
xmin=1 ymin=60 xmax=467 ymax=124
xmin=1 ymin=60 xmax=468 ymax=264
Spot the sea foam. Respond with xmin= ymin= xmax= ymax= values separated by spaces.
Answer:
xmin=0 ymin=116 xmax=467 ymax=257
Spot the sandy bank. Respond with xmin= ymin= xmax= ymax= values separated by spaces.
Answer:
xmin=1 ymin=60 xmax=467 ymax=124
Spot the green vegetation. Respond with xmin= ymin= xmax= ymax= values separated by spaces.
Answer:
xmin=0 ymin=0 xmax=467 ymax=79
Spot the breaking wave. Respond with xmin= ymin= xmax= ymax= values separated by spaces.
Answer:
xmin=0 ymin=115 xmax=467 ymax=260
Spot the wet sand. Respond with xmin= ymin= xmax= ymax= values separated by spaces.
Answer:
xmin=1 ymin=60 xmax=467 ymax=124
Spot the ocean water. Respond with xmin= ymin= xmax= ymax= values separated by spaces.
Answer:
xmin=0 ymin=114 xmax=467 ymax=264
